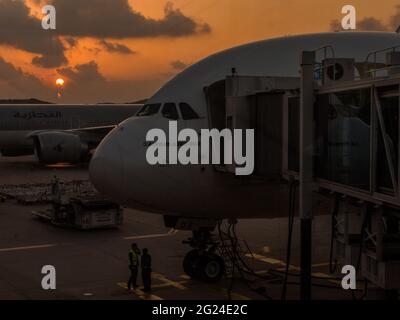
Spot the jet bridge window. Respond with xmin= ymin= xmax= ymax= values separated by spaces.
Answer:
xmin=179 ymin=103 xmax=199 ymax=120
xmin=137 ymin=103 xmax=161 ymax=117
xmin=375 ymin=86 xmax=399 ymax=195
xmin=162 ymin=103 xmax=179 ymax=120
xmin=315 ymin=88 xmax=371 ymax=191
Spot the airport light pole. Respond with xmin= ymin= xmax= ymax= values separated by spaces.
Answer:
xmin=299 ymin=51 xmax=315 ymax=300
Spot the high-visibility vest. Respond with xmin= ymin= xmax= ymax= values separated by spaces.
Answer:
xmin=130 ymin=249 xmax=139 ymax=267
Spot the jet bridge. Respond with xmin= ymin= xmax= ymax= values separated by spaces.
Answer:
xmin=204 ymin=46 xmax=400 ymax=296
xmin=205 ymin=75 xmax=299 ymax=177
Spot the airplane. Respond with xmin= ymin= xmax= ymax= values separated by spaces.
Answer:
xmin=89 ymin=32 xmax=400 ymax=282
xmin=0 ymin=104 xmax=141 ymax=163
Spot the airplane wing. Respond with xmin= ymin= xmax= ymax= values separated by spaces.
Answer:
xmin=68 ymin=125 xmax=116 ymax=132
xmin=67 ymin=125 xmax=116 ymax=136
xmin=27 ymin=125 xmax=117 ymax=147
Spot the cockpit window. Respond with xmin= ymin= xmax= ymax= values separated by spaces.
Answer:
xmin=137 ymin=104 xmax=161 ymax=117
xmin=179 ymin=103 xmax=199 ymax=120
xmin=162 ymin=103 xmax=179 ymax=120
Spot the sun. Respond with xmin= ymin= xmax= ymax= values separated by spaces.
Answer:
xmin=56 ymin=78 xmax=65 ymax=86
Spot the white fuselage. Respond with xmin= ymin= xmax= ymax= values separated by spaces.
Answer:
xmin=90 ymin=32 xmax=400 ymax=219
xmin=0 ymin=104 xmax=139 ymax=156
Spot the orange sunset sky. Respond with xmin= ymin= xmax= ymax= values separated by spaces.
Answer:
xmin=1 ymin=0 xmax=400 ymax=103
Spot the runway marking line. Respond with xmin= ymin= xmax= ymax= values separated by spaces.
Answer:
xmin=263 ymin=246 xmax=271 ymax=253
xmin=255 ymin=270 xmax=270 ymax=275
xmin=249 ymin=253 xmax=339 ymax=285
xmin=247 ymin=253 xmax=299 ymax=271
xmin=117 ymin=282 xmax=163 ymax=300
xmin=246 ymin=253 xmax=283 ymax=265
xmin=274 ymin=266 xmax=300 ymax=272
xmin=0 ymin=244 xmax=57 ymax=253
xmin=152 ymin=272 xmax=187 ymax=290
xmin=123 ymin=231 xmax=177 ymax=241
xmin=311 ymin=262 xmax=331 ymax=268
xmin=168 ymin=229 xmax=179 ymax=235
xmin=0 ymin=231 xmax=177 ymax=253
xmin=117 ymin=271 xmax=187 ymax=299
xmin=311 ymin=272 xmax=341 ymax=285
xmin=150 ymin=281 xmax=189 ymax=289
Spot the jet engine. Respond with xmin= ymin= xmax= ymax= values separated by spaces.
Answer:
xmin=31 ymin=132 xmax=89 ymax=163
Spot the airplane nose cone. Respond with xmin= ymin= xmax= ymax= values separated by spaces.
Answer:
xmin=89 ymin=138 xmax=124 ymax=201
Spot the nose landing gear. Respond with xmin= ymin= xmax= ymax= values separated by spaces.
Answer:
xmin=183 ymin=231 xmax=225 ymax=282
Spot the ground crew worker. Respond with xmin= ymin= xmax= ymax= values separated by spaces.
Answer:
xmin=141 ymin=248 xmax=152 ymax=292
xmin=127 ymin=243 xmax=141 ymax=290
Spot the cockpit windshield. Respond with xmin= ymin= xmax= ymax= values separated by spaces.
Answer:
xmin=136 ymin=104 xmax=161 ymax=117
xmin=179 ymin=103 xmax=199 ymax=120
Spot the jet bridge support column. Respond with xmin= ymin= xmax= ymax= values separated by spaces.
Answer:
xmin=299 ymin=51 xmax=315 ymax=300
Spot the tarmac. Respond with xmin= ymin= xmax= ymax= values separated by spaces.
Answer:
xmin=0 ymin=156 xmax=352 ymax=300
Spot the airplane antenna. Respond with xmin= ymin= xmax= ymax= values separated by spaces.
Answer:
xmin=231 ymin=67 xmax=237 ymax=76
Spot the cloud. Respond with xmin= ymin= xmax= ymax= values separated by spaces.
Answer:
xmin=0 ymin=58 xmax=163 ymax=103
xmin=84 ymin=46 xmax=102 ymax=55
xmin=99 ymin=40 xmax=135 ymax=55
xmin=330 ymin=17 xmax=388 ymax=32
xmin=358 ymin=17 xmax=388 ymax=31
xmin=58 ymin=61 xmax=106 ymax=83
xmin=170 ymin=60 xmax=188 ymax=70
xmin=64 ymin=37 xmax=78 ymax=48
xmin=389 ymin=5 xmax=400 ymax=31
xmin=0 ymin=0 xmax=67 ymax=68
xmin=0 ymin=0 xmax=211 ymax=69
xmin=0 ymin=58 xmax=166 ymax=103
xmin=56 ymin=61 xmax=163 ymax=103
xmin=52 ymin=0 xmax=211 ymax=38
xmin=329 ymin=19 xmax=341 ymax=32
xmin=0 ymin=57 xmax=52 ymax=99
xmin=329 ymin=5 xmax=400 ymax=32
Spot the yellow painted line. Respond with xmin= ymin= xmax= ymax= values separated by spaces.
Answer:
xmin=151 ymin=281 xmax=189 ymax=289
xmin=248 ymin=253 xmax=299 ymax=271
xmin=152 ymin=273 xmax=187 ymax=290
xmin=249 ymin=253 xmax=336 ymax=273
xmin=117 ymin=282 xmax=163 ymax=300
xmin=247 ymin=253 xmax=283 ymax=265
xmin=312 ymin=262 xmax=330 ymax=268
xmin=255 ymin=270 xmax=270 ymax=275
xmin=275 ymin=266 xmax=300 ymax=272
xmin=275 ymin=263 xmax=330 ymax=271
xmin=119 ymin=279 xmax=188 ymax=291
xmin=263 ymin=246 xmax=271 ymax=253
xmin=311 ymin=272 xmax=332 ymax=279
xmin=249 ymin=253 xmax=340 ymax=286
xmin=168 ymin=229 xmax=179 ymax=235
xmin=0 ymin=244 xmax=57 ymax=253
xmin=312 ymin=272 xmax=341 ymax=285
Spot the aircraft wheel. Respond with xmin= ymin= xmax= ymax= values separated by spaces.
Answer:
xmin=183 ymin=249 xmax=200 ymax=278
xmin=198 ymin=254 xmax=225 ymax=283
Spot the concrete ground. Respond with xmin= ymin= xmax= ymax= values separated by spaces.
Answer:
xmin=0 ymin=156 xmax=352 ymax=300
